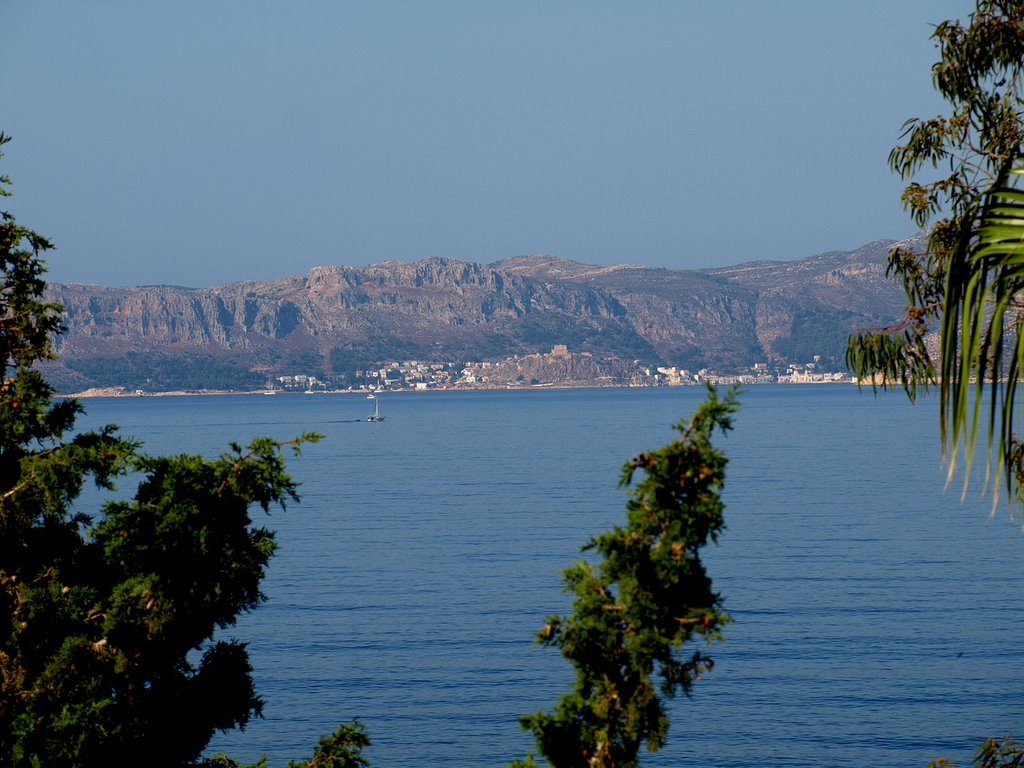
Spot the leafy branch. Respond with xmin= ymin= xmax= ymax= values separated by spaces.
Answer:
xmin=514 ymin=384 xmax=738 ymax=768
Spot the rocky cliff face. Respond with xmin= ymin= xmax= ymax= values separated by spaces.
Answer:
xmin=703 ymin=239 xmax=905 ymax=352
xmin=43 ymin=240 xmax=908 ymax=390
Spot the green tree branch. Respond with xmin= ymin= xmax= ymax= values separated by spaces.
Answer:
xmin=514 ymin=384 xmax=738 ymax=768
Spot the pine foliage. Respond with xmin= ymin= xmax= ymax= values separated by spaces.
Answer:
xmin=0 ymin=132 xmax=330 ymax=767
xmin=515 ymin=384 xmax=738 ymax=768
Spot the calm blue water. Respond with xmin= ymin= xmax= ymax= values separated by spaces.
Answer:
xmin=74 ymin=386 xmax=1024 ymax=767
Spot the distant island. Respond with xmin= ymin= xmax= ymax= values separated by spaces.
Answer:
xmin=43 ymin=239 xmax=909 ymax=394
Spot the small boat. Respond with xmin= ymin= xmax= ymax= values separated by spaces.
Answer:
xmin=367 ymin=394 xmax=385 ymax=422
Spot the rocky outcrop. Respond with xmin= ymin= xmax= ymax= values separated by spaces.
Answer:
xmin=480 ymin=349 xmax=636 ymax=387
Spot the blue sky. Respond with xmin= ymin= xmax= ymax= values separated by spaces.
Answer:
xmin=5 ymin=1 xmax=967 ymax=287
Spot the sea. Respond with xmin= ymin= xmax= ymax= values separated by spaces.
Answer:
xmin=73 ymin=385 xmax=1024 ymax=768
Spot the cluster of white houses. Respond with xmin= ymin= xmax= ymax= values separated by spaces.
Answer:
xmin=646 ymin=361 xmax=851 ymax=387
xmin=272 ymin=350 xmax=852 ymax=392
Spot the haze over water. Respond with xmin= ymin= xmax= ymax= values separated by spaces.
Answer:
xmin=77 ymin=386 xmax=1024 ymax=767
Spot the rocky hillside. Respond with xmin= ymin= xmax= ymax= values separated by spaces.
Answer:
xmin=42 ymin=239 xmax=909 ymax=391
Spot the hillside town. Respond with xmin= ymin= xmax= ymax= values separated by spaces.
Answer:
xmin=268 ymin=345 xmax=853 ymax=394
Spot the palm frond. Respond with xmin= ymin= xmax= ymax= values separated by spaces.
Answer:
xmin=941 ymin=158 xmax=1024 ymax=501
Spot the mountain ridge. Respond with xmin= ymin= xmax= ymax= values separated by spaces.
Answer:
xmin=42 ymin=240 xmax=909 ymax=392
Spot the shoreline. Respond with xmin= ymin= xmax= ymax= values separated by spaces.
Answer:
xmin=61 ymin=379 xmax=859 ymax=399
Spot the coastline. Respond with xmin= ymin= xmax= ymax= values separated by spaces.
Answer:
xmin=62 ymin=378 xmax=859 ymax=399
